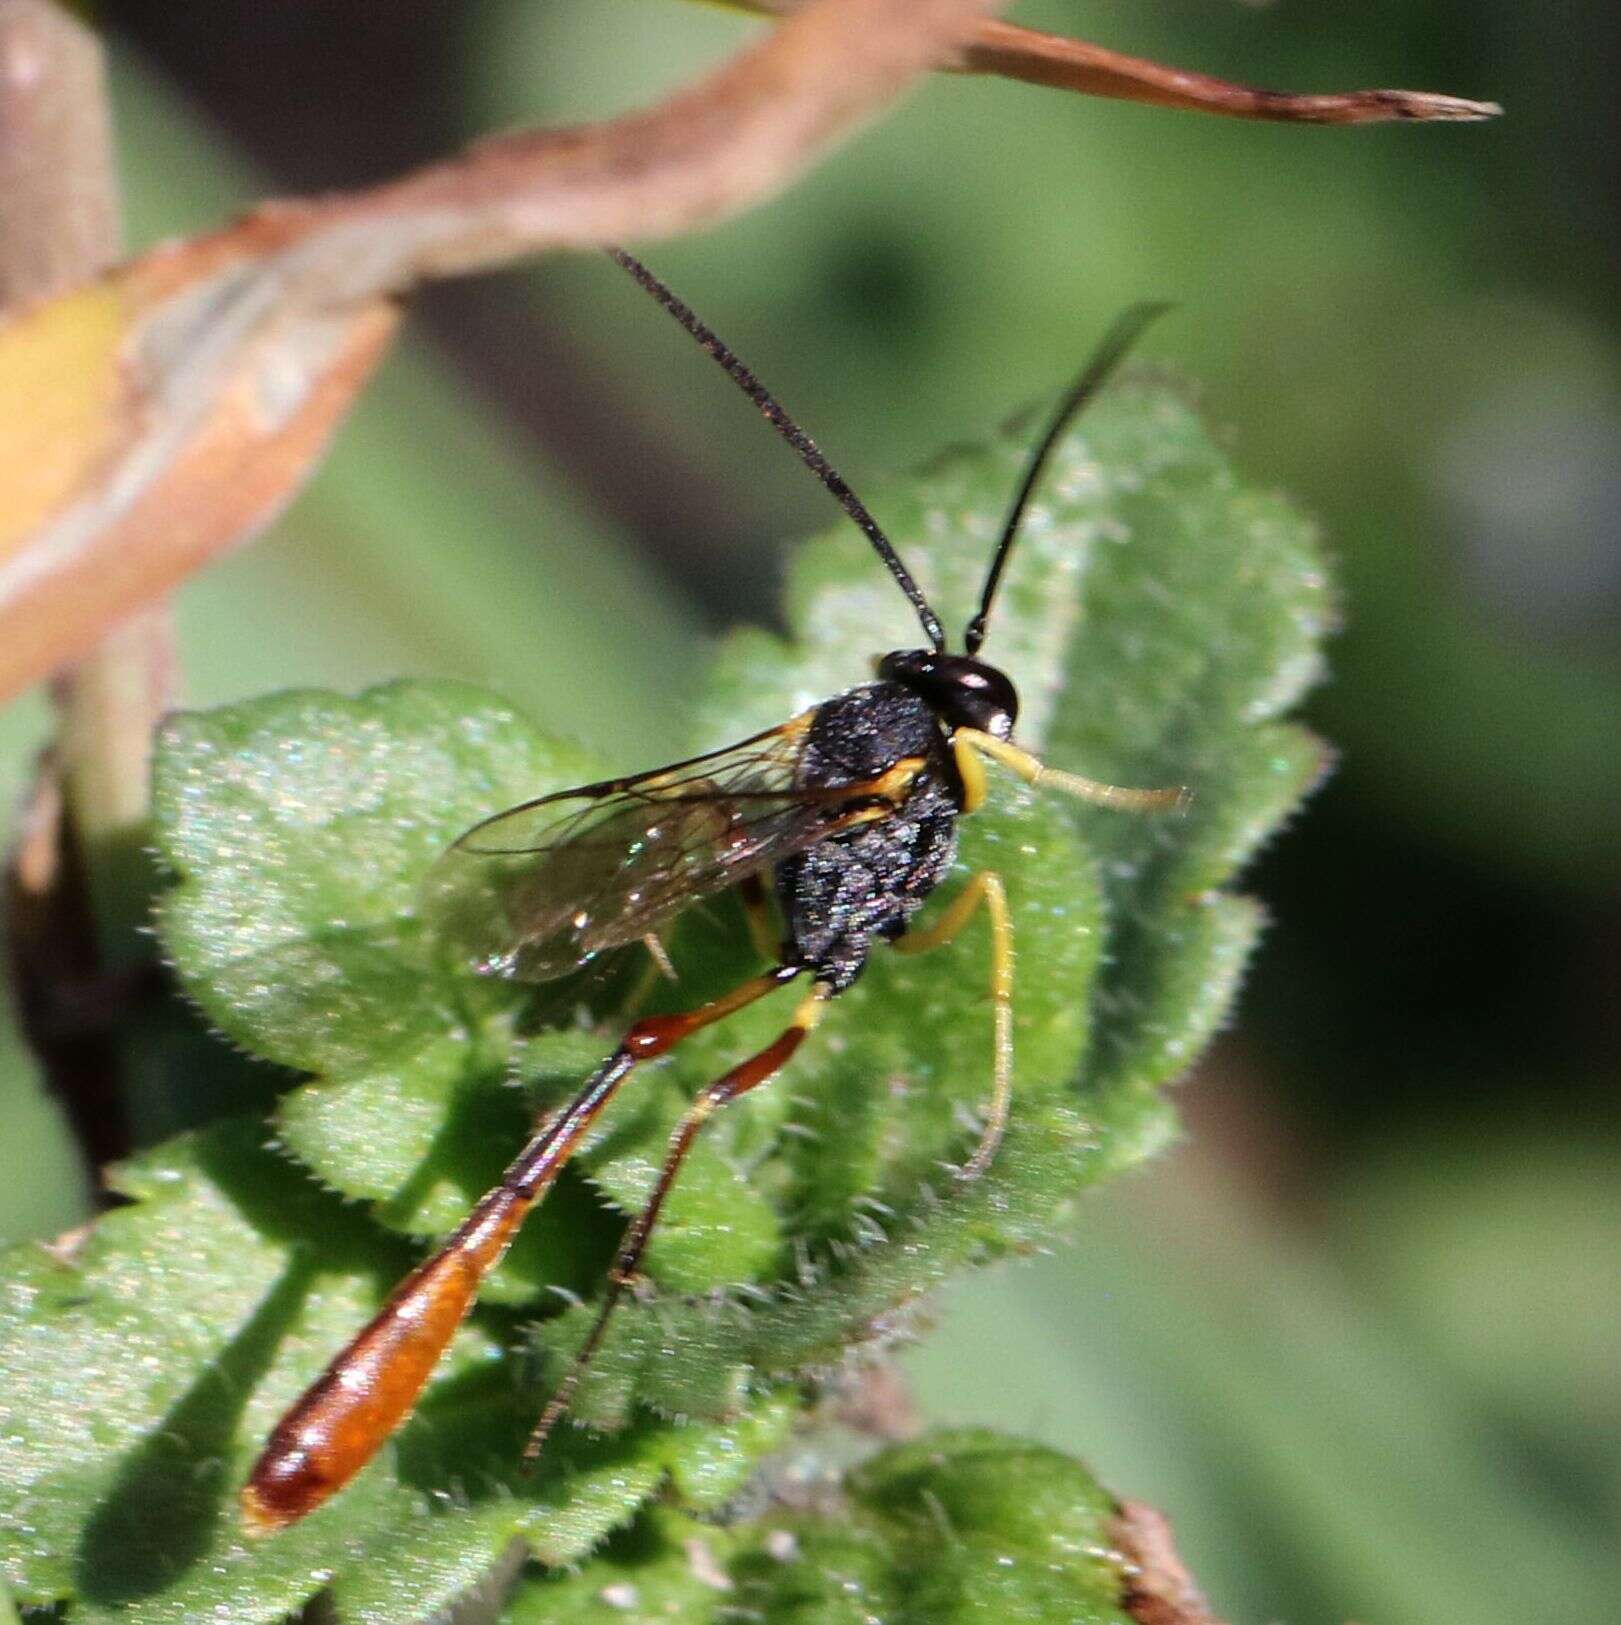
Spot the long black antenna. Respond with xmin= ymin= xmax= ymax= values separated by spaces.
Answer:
xmin=609 ymin=248 xmax=945 ymax=653
xmin=964 ymin=301 xmax=1173 ymax=657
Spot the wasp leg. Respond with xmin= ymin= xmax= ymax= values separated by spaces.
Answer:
xmin=893 ymin=870 xmax=1014 ymax=1180
xmin=643 ymin=932 xmax=680 ymax=982
xmin=242 ymin=963 xmax=802 ymax=1535
xmin=618 ymin=932 xmax=680 ymax=1019
xmin=525 ymin=982 xmax=832 ymax=1464
xmin=954 ymin=728 xmax=1188 ymax=813
xmin=739 ymin=873 xmax=780 ymax=964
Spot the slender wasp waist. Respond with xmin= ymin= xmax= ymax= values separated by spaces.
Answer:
xmin=777 ymin=682 xmax=962 ymax=993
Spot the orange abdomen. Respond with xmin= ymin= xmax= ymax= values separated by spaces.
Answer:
xmin=241 ymin=1186 xmax=526 ymax=1532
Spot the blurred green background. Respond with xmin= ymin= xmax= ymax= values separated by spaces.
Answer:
xmin=2 ymin=3 xmax=1616 ymax=1621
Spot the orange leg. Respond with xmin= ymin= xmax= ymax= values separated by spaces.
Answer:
xmin=241 ymin=964 xmax=801 ymax=1535
xmin=524 ymin=982 xmax=831 ymax=1463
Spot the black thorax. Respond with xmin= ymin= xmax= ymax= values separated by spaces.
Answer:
xmin=775 ymin=682 xmax=961 ymax=993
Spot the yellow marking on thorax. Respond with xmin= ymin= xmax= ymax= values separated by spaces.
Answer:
xmin=862 ymin=755 xmax=928 ymax=805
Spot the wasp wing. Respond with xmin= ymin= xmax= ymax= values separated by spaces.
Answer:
xmin=423 ymin=715 xmax=840 ymax=983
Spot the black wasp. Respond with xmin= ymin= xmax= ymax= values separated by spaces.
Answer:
xmin=243 ymin=250 xmax=1181 ymax=1534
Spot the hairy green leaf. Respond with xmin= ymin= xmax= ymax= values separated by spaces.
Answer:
xmin=152 ymin=681 xmax=598 ymax=1078
xmin=0 ymin=1121 xmax=793 ymax=1622
xmin=537 ymin=381 xmax=1327 ymax=1421
xmin=0 ymin=380 xmax=1326 ymax=1613
xmin=506 ymin=1431 xmax=1141 ymax=1623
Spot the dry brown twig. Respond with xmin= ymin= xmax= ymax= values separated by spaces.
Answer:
xmin=959 ymin=19 xmax=1499 ymax=124
xmin=1110 ymin=1499 xmax=1229 ymax=1625
xmin=714 ymin=1 xmax=1501 ymax=122
xmin=0 ymin=0 xmax=1007 ymax=706
xmin=0 ymin=0 xmax=1499 ymax=713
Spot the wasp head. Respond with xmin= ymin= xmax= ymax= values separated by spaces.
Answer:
xmin=877 ymin=650 xmax=1019 ymax=740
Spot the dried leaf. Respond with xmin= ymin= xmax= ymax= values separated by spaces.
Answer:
xmin=0 ymin=0 xmax=1004 ymax=704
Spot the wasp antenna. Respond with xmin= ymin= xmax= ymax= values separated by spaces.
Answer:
xmin=609 ymin=247 xmax=946 ymax=653
xmin=965 ymin=301 xmax=1174 ymax=658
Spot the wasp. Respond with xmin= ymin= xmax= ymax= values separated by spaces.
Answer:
xmin=242 ymin=250 xmax=1180 ymax=1533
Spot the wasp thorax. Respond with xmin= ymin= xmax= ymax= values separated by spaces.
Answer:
xmin=877 ymin=649 xmax=1020 ymax=740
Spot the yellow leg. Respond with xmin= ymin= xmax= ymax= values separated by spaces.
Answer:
xmin=955 ymin=729 xmax=1187 ymax=813
xmin=952 ymin=731 xmax=990 ymax=814
xmin=892 ymin=871 xmax=991 ymax=957
xmin=620 ymin=938 xmax=669 ymax=1016
xmin=641 ymin=932 xmax=678 ymax=982
xmin=862 ymin=755 xmax=928 ymax=806
xmin=893 ymin=870 xmax=1015 ymax=1181
xmin=964 ymin=872 xmax=1014 ymax=1180
xmin=739 ymin=874 xmax=779 ymax=964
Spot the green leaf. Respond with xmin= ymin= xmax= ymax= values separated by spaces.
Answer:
xmin=1041 ymin=395 xmax=1330 ymax=1174
xmin=816 ymin=1430 xmax=1136 ymax=1624
xmin=507 ymin=1431 xmax=1141 ymax=1624
xmin=152 ymin=680 xmax=598 ymax=1079
xmin=535 ymin=380 xmax=1327 ymax=1421
xmin=0 ymin=379 xmax=1326 ymax=1612
xmin=152 ymin=680 xmax=614 ymax=1299
xmin=0 ymin=1120 xmax=794 ymax=1621
xmin=502 ymin=1507 xmax=747 ymax=1623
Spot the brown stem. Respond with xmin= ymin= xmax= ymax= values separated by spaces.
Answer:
xmin=717 ymin=2 xmax=1500 ymax=122
xmin=1109 ymin=1499 xmax=1229 ymax=1625
xmin=959 ymin=21 xmax=1500 ymax=124
xmin=0 ymin=0 xmax=167 ymax=1170
xmin=0 ymin=0 xmax=116 ymax=302
xmin=48 ymin=606 xmax=178 ymax=961
xmin=0 ymin=1 xmax=176 ymax=945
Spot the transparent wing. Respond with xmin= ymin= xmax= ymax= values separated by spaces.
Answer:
xmin=423 ymin=714 xmax=841 ymax=982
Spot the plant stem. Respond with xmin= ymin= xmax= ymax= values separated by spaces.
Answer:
xmin=0 ymin=0 xmax=176 ymax=951
xmin=0 ymin=0 xmax=119 ymax=305
xmin=1 ymin=0 xmax=173 ymax=1168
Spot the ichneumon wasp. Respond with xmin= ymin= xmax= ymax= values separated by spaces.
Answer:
xmin=242 ymin=249 xmax=1183 ymax=1533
